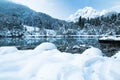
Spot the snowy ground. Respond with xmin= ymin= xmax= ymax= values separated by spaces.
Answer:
xmin=0 ymin=42 xmax=120 ymax=80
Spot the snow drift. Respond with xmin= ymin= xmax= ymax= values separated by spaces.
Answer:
xmin=0 ymin=42 xmax=120 ymax=80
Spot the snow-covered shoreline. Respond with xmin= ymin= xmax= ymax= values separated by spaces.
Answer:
xmin=0 ymin=42 xmax=120 ymax=80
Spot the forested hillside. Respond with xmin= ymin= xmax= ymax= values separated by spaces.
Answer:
xmin=0 ymin=1 xmax=120 ymax=37
xmin=76 ymin=13 xmax=120 ymax=35
xmin=0 ymin=1 xmax=79 ymax=37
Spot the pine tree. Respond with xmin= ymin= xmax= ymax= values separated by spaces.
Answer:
xmin=78 ymin=16 xmax=85 ymax=29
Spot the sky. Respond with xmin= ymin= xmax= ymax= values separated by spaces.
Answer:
xmin=7 ymin=0 xmax=120 ymax=20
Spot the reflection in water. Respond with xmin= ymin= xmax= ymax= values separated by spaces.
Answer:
xmin=0 ymin=37 xmax=99 ymax=52
xmin=0 ymin=37 xmax=119 ymax=56
xmin=99 ymin=41 xmax=120 ymax=57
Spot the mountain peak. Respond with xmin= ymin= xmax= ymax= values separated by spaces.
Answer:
xmin=67 ymin=7 xmax=100 ymax=22
xmin=82 ymin=7 xmax=94 ymax=10
xmin=77 ymin=7 xmax=97 ymax=14
xmin=67 ymin=6 xmax=120 ymax=22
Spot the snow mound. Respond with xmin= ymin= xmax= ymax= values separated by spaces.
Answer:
xmin=0 ymin=43 xmax=120 ymax=80
xmin=82 ymin=47 xmax=103 ymax=56
xmin=0 ymin=46 xmax=18 ymax=54
xmin=34 ymin=42 xmax=57 ymax=53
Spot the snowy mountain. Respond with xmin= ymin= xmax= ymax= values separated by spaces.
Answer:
xmin=68 ymin=6 xmax=120 ymax=22
xmin=0 ymin=1 xmax=120 ymax=37
xmin=0 ymin=1 xmax=79 ymax=37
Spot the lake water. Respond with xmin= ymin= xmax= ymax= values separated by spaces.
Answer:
xmin=0 ymin=37 xmax=119 ymax=56
xmin=0 ymin=37 xmax=99 ymax=51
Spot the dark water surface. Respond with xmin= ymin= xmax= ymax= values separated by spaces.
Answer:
xmin=0 ymin=37 xmax=99 ymax=47
xmin=0 ymin=37 xmax=119 ymax=56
